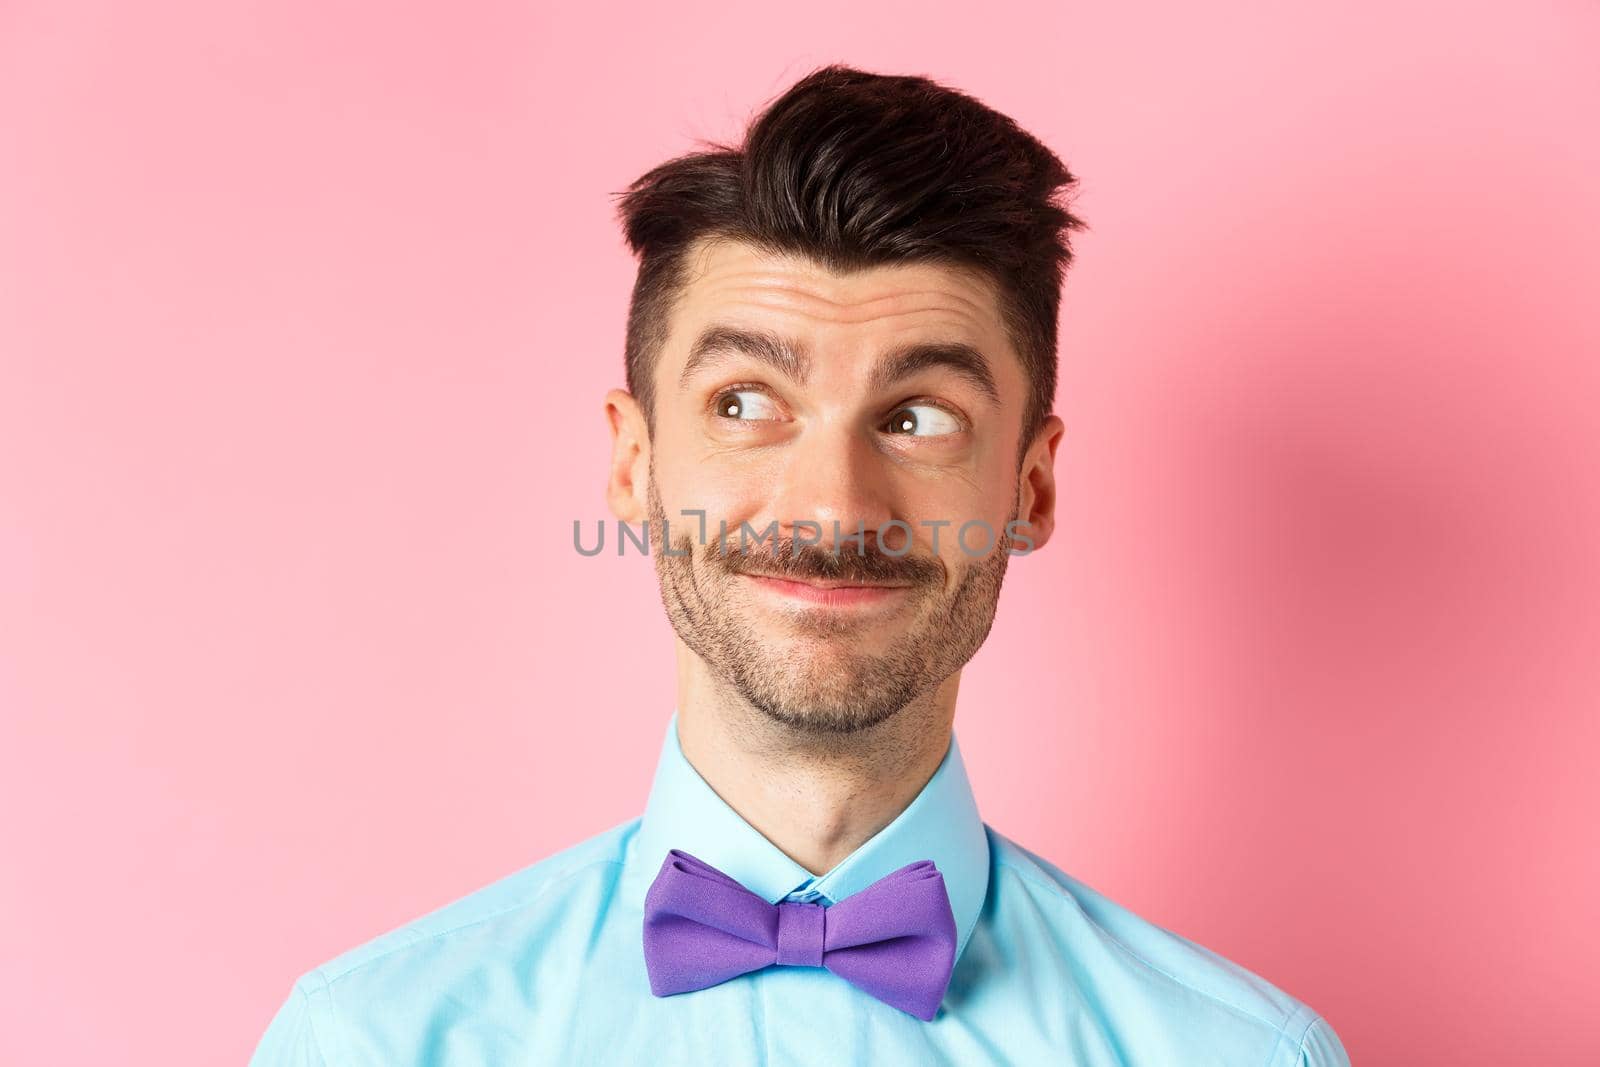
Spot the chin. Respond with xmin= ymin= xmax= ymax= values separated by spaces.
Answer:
xmin=747 ymin=695 xmax=908 ymax=735
xmin=761 ymin=613 xmax=913 ymax=649
xmin=745 ymin=660 xmax=912 ymax=720
xmin=765 ymin=641 xmax=904 ymax=688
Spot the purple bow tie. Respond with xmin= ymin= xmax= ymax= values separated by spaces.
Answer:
xmin=642 ymin=848 xmax=958 ymax=1021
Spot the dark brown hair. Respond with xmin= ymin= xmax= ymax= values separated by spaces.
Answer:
xmin=612 ymin=63 xmax=1084 ymax=446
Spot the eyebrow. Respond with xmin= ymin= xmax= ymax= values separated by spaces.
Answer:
xmin=679 ymin=324 xmax=1000 ymax=404
xmin=869 ymin=340 xmax=999 ymax=405
xmin=681 ymin=325 xmax=810 ymax=385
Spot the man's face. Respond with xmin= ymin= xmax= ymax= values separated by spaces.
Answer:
xmin=615 ymin=235 xmax=1057 ymax=736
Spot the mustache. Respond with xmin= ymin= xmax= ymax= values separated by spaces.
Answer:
xmin=705 ymin=534 xmax=944 ymax=586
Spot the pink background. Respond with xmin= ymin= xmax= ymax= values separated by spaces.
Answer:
xmin=3 ymin=2 xmax=1597 ymax=1064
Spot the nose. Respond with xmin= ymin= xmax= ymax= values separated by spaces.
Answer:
xmin=765 ymin=422 xmax=896 ymax=553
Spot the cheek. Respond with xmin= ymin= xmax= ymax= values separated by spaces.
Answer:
xmin=653 ymin=457 xmax=774 ymax=530
xmin=905 ymin=482 xmax=1016 ymax=562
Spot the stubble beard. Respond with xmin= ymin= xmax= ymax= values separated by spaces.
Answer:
xmin=646 ymin=474 xmax=1015 ymax=737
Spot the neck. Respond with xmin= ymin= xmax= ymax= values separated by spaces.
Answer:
xmin=672 ymin=640 xmax=960 ymax=876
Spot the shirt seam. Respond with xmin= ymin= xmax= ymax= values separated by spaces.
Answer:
xmin=315 ymin=856 xmax=627 ymax=988
xmin=1262 ymin=1002 xmax=1321 ymax=1067
xmin=1290 ymin=1010 xmax=1328 ymax=1067
xmin=994 ymin=854 xmax=1300 ymax=1042
xmin=298 ymin=965 xmax=337 ymax=1066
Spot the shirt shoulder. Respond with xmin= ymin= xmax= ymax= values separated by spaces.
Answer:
xmin=251 ymin=818 xmax=640 ymax=1066
xmin=983 ymin=826 xmax=1350 ymax=1066
xmin=319 ymin=816 xmax=638 ymax=984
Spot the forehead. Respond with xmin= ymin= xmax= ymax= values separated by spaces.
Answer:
xmin=663 ymin=236 xmax=1014 ymax=370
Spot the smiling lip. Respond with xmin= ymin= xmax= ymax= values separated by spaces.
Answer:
xmin=740 ymin=572 xmax=914 ymax=608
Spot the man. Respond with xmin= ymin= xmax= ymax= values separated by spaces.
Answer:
xmin=251 ymin=64 xmax=1350 ymax=1065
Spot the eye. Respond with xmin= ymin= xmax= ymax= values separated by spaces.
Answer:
xmin=711 ymin=387 xmax=783 ymax=422
xmin=883 ymin=403 xmax=963 ymax=437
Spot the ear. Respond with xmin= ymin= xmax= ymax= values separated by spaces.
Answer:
xmin=604 ymin=388 xmax=650 ymax=524
xmin=1013 ymin=414 xmax=1064 ymax=552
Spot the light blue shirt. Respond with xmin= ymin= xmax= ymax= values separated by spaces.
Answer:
xmin=251 ymin=712 xmax=1351 ymax=1065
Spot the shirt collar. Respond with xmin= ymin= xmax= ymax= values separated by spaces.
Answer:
xmin=626 ymin=709 xmax=991 ymax=962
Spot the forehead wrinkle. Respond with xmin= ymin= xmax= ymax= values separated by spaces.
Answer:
xmin=686 ymin=234 xmax=1002 ymax=315
xmin=705 ymin=277 xmax=994 ymax=327
xmin=674 ymin=244 xmax=1020 ymax=397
